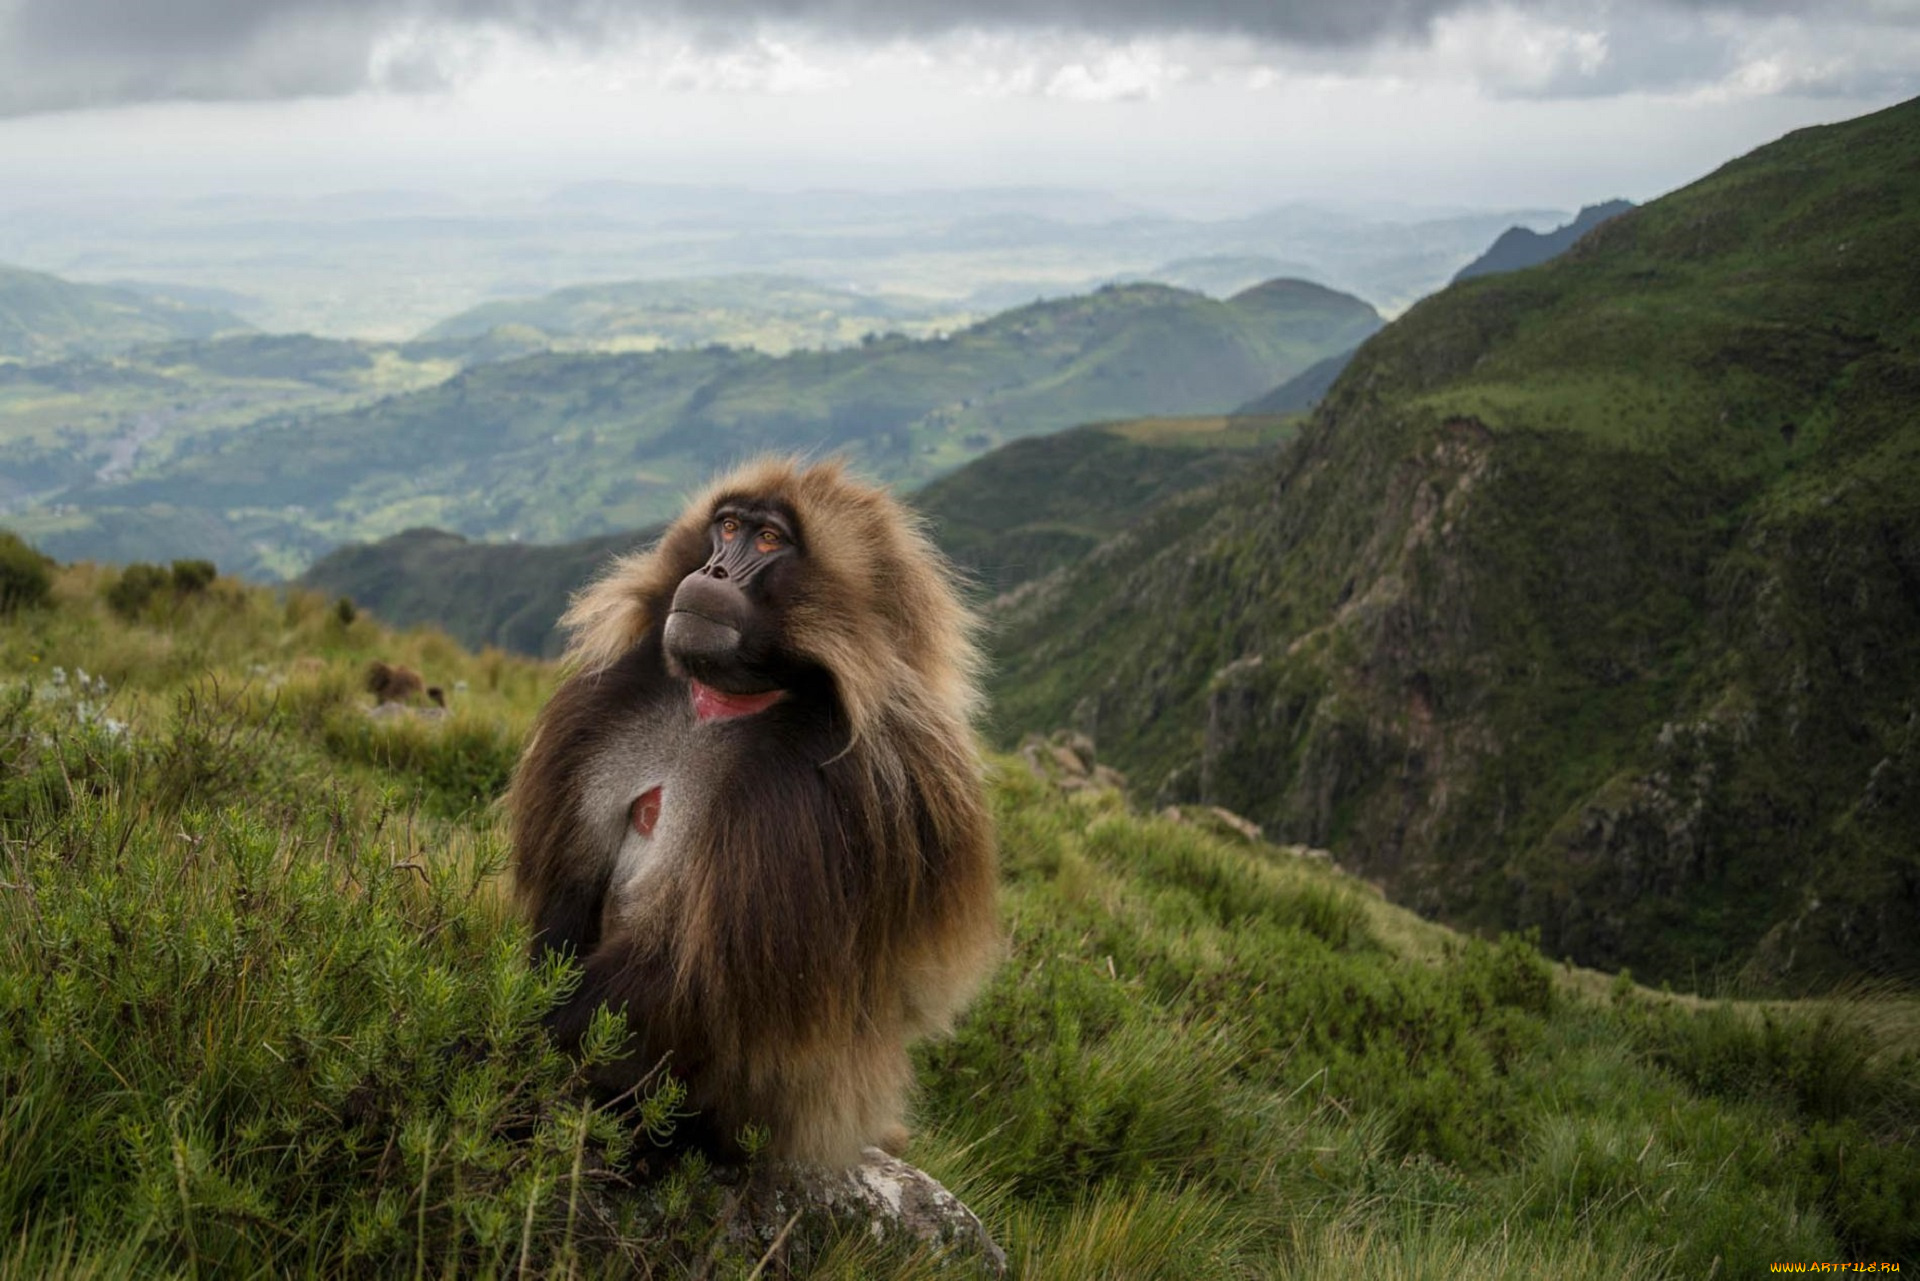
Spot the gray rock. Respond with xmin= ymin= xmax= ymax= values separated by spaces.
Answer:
xmin=1206 ymin=806 xmax=1264 ymax=842
xmin=1049 ymin=743 xmax=1089 ymax=777
xmin=727 ymin=1148 xmax=1007 ymax=1275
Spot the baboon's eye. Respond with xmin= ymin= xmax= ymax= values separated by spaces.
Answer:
xmin=720 ymin=517 xmax=740 ymax=539
xmin=756 ymin=528 xmax=783 ymax=552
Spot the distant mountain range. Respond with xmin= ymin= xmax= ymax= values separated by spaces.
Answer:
xmin=1452 ymin=200 xmax=1635 ymax=283
xmin=18 ymin=278 xmax=1380 ymax=576
xmin=418 ymin=273 xmax=972 ymax=356
xmin=985 ymin=99 xmax=1920 ymax=988
xmin=0 ymin=265 xmax=252 ymax=361
xmin=0 ymin=185 xmax=1557 ymax=338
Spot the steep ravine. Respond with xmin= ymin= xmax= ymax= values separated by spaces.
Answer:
xmin=988 ymin=98 xmax=1920 ymax=989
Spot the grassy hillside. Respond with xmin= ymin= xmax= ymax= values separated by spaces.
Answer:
xmin=917 ymin=414 xmax=1301 ymax=596
xmin=36 ymin=280 xmax=1378 ymax=577
xmin=2 ymin=549 xmax=1915 ymax=1275
xmin=0 ymin=266 xmax=251 ymax=362
xmin=1236 ymin=347 xmax=1360 ymax=414
xmin=419 ymin=273 xmax=971 ymax=355
xmin=989 ymin=97 xmax=1920 ymax=990
xmin=300 ymin=525 xmax=657 ymax=658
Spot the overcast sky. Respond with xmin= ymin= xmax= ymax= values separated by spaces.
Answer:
xmin=0 ymin=0 xmax=1915 ymax=211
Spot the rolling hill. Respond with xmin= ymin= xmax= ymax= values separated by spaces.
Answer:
xmin=987 ymin=97 xmax=1920 ymax=989
xmin=1126 ymin=254 xmax=1322 ymax=297
xmin=40 ymin=279 xmax=1381 ymax=576
xmin=299 ymin=525 xmax=656 ymax=657
xmin=0 ymin=334 xmax=467 ymax=561
xmin=0 ymin=264 xmax=251 ymax=361
xmin=418 ymin=273 xmax=969 ymax=355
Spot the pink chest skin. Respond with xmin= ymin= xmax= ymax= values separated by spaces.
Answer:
xmin=631 ymin=786 xmax=662 ymax=837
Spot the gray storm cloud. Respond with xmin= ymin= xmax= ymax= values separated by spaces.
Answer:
xmin=0 ymin=0 xmax=1910 ymax=116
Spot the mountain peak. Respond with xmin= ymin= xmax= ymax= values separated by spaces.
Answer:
xmin=1451 ymin=199 xmax=1636 ymax=283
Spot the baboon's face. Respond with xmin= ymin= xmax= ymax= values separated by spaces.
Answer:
xmin=662 ymin=496 xmax=807 ymax=714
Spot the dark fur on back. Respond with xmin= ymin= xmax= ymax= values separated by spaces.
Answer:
xmin=366 ymin=660 xmax=426 ymax=705
xmin=509 ymin=459 xmax=998 ymax=1164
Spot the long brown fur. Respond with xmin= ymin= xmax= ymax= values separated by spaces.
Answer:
xmin=366 ymin=660 xmax=425 ymax=705
xmin=508 ymin=459 xmax=999 ymax=1165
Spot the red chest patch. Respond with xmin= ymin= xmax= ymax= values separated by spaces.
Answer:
xmin=631 ymin=786 xmax=662 ymax=837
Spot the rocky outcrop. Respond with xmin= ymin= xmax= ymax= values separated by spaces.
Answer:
xmin=1018 ymin=729 xmax=1128 ymax=795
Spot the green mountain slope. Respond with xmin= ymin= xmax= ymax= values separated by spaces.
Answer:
xmin=989 ymin=97 xmax=1920 ymax=989
xmin=50 ymin=280 xmax=1379 ymax=575
xmin=1236 ymin=346 xmax=1360 ymax=414
xmin=0 ymin=265 xmax=251 ymax=361
xmin=419 ymin=272 xmax=967 ymax=354
xmin=917 ymin=414 xmax=1301 ymax=596
xmin=299 ymin=525 xmax=656 ymax=657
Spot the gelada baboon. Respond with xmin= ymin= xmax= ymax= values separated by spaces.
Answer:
xmin=366 ymin=660 xmax=424 ymax=704
xmin=509 ymin=459 xmax=999 ymax=1165
xmin=366 ymin=661 xmax=446 ymax=708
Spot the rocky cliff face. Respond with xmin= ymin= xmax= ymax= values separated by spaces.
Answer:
xmin=990 ymin=98 xmax=1920 ymax=989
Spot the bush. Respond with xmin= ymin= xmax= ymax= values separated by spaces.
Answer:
xmin=102 ymin=560 xmax=221 ymax=619
xmin=0 ymin=530 xmax=52 ymax=615
xmin=170 ymin=558 xmax=218 ymax=593
xmin=105 ymin=562 xmax=172 ymax=618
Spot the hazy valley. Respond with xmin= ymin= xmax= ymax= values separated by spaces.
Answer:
xmin=0 ymin=183 xmax=1559 ymax=338
xmin=3 ymin=274 xmax=1380 ymax=577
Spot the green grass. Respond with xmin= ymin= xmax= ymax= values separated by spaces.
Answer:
xmin=1 ymin=560 xmax=1915 ymax=1275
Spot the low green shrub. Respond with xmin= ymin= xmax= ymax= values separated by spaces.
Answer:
xmin=320 ymin=709 xmax=520 ymax=817
xmin=169 ymin=558 xmax=218 ymax=593
xmin=0 ymin=720 xmax=698 ymax=1276
xmin=105 ymin=562 xmax=173 ymax=618
xmin=103 ymin=559 xmax=221 ymax=620
xmin=0 ymin=530 xmax=53 ymax=615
